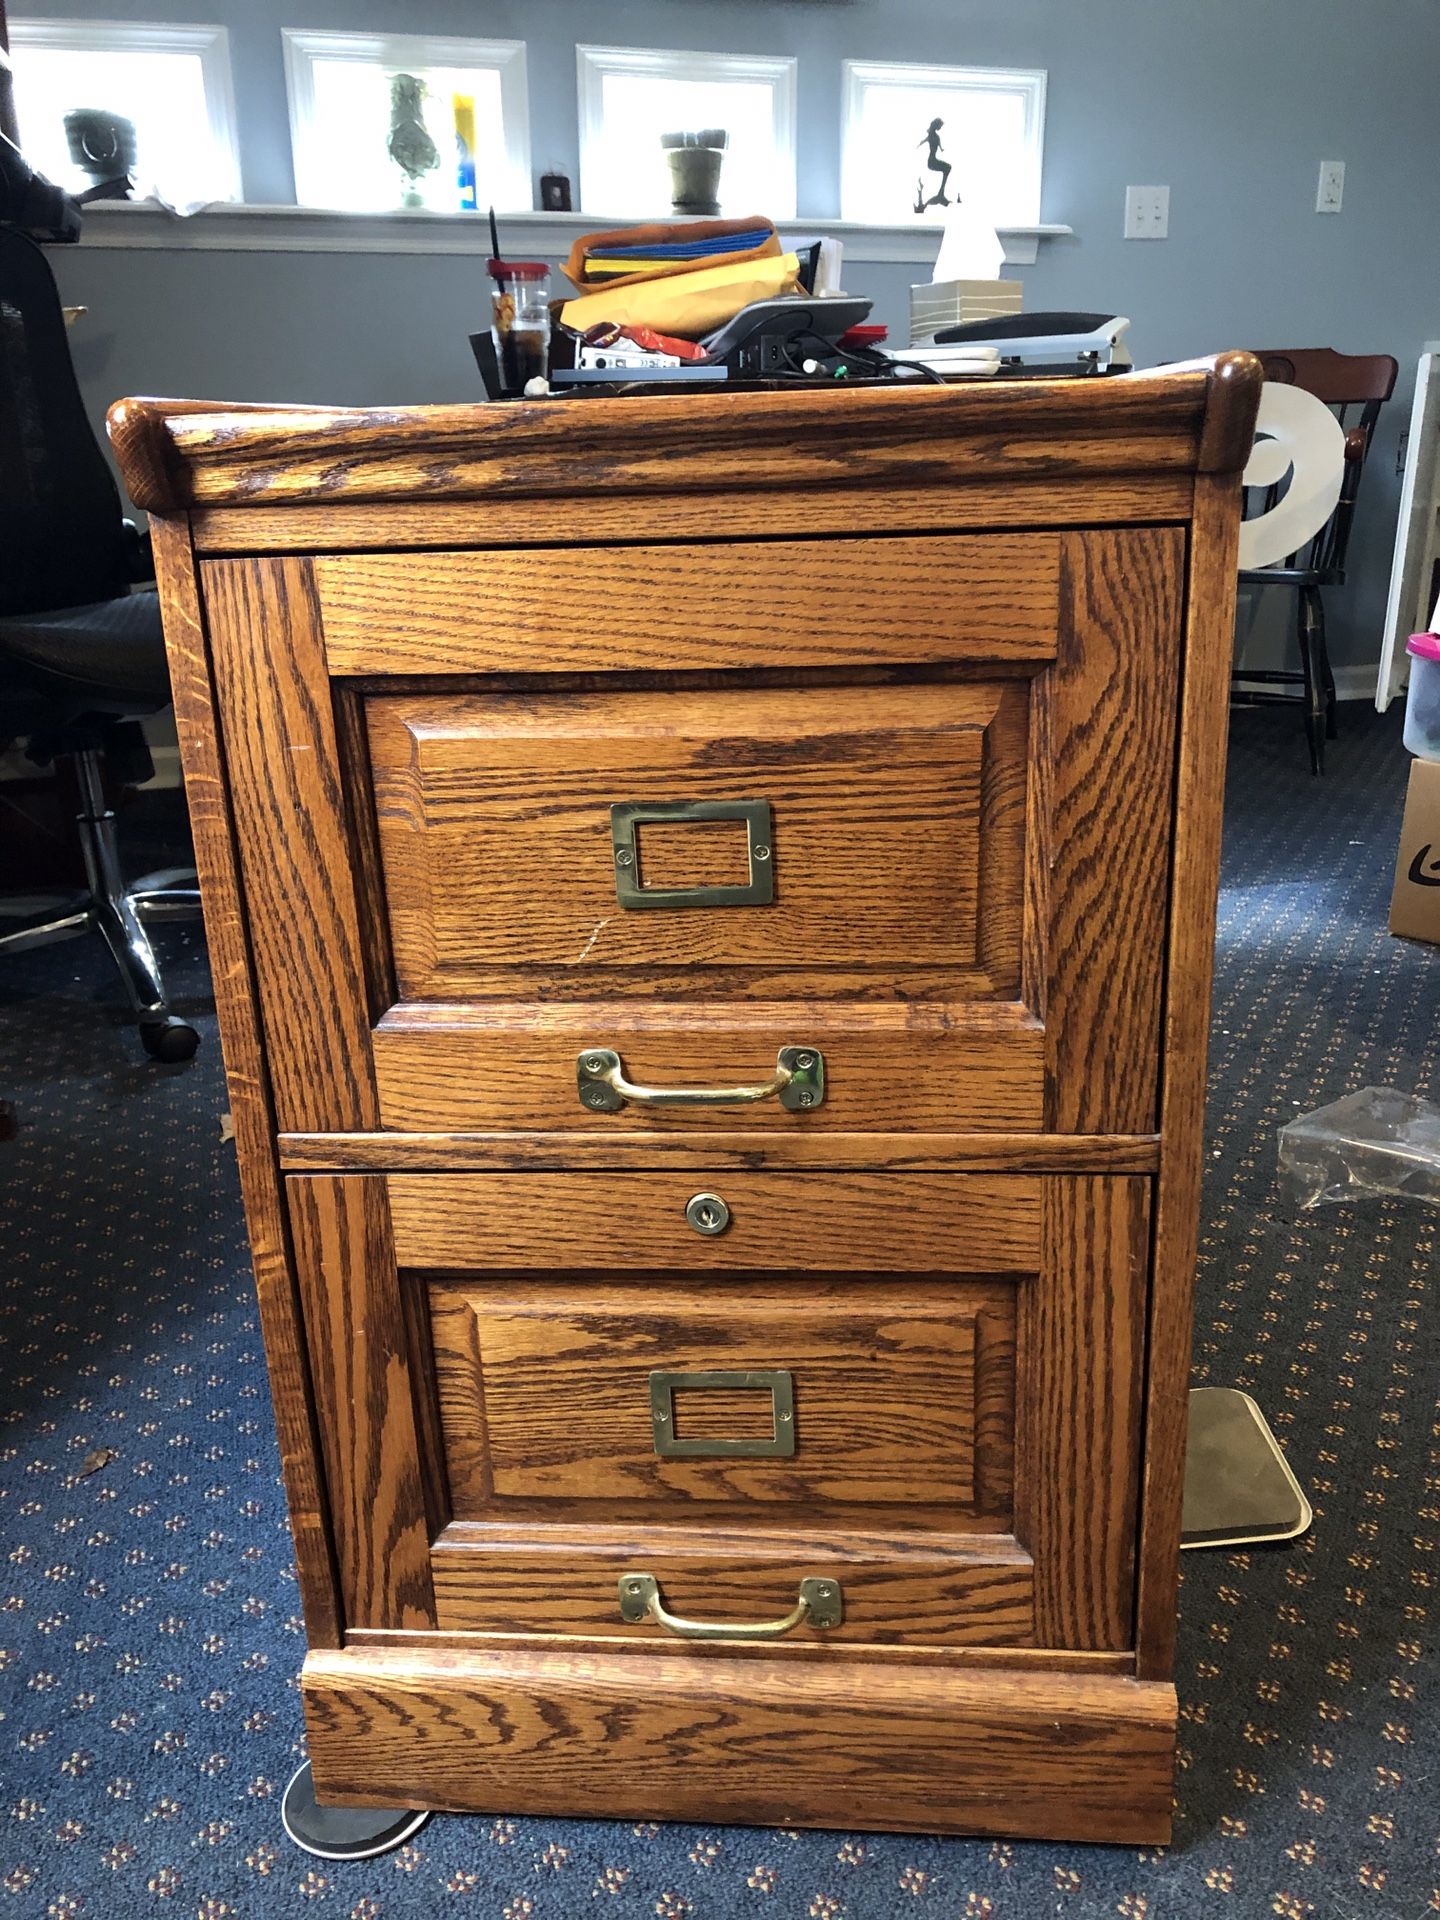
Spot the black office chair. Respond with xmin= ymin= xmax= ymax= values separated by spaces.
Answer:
xmin=0 ymin=226 xmax=200 ymax=1060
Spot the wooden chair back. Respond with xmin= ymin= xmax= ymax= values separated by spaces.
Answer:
xmin=1245 ymin=348 xmax=1399 ymax=578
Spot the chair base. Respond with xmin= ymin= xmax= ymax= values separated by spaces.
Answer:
xmin=0 ymin=747 xmax=203 ymax=1061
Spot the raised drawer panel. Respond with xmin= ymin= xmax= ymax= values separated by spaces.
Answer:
xmin=366 ymin=681 xmax=1025 ymax=1003
xmin=429 ymin=1280 xmax=1012 ymax=1511
xmin=314 ymin=534 xmax=1063 ymax=676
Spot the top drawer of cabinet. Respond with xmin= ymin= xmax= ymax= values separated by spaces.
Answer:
xmin=308 ymin=535 xmax=1063 ymax=677
xmin=198 ymin=527 xmax=1184 ymax=1143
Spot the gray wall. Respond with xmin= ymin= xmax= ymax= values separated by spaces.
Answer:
xmin=31 ymin=0 xmax=1440 ymax=673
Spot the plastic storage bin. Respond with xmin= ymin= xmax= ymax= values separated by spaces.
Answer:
xmin=1404 ymin=632 xmax=1440 ymax=759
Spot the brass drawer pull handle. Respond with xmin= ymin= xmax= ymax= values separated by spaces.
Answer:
xmin=577 ymin=1046 xmax=824 ymax=1112
xmin=618 ymin=1572 xmax=843 ymax=1640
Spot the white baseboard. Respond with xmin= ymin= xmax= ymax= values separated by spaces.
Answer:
xmin=1334 ymin=665 xmax=1379 ymax=703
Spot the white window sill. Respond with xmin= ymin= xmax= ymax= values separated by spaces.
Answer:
xmin=73 ymin=199 xmax=1072 ymax=266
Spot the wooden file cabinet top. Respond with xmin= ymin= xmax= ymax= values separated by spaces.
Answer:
xmin=116 ymin=358 xmax=1262 ymax=1845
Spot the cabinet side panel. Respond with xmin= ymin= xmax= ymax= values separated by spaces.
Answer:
xmin=201 ymin=555 xmax=378 ymax=1132
xmin=1136 ymin=476 xmax=1244 ymax=1679
xmin=150 ymin=517 xmax=342 ymax=1648
xmin=287 ymin=1176 xmax=437 ymax=1631
xmin=1045 ymin=530 xmax=1183 ymax=1132
xmin=1020 ymin=1176 xmax=1149 ymax=1649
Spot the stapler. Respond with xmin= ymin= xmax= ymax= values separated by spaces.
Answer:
xmin=891 ymin=313 xmax=1134 ymax=378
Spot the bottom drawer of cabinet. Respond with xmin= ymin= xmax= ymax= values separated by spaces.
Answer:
xmin=286 ymin=1170 xmax=1150 ymax=1652
xmin=428 ymin=1521 xmax=1034 ymax=1644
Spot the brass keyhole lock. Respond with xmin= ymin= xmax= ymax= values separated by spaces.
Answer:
xmin=685 ymin=1192 xmax=731 ymax=1236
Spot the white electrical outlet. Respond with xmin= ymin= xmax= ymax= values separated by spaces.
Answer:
xmin=1316 ymin=160 xmax=1345 ymax=213
xmin=1124 ymin=185 xmax=1170 ymax=240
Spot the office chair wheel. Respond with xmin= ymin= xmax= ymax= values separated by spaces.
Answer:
xmin=140 ymin=1016 xmax=200 ymax=1063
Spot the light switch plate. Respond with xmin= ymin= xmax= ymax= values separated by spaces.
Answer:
xmin=1124 ymin=185 xmax=1170 ymax=240
xmin=1316 ymin=160 xmax=1345 ymax=213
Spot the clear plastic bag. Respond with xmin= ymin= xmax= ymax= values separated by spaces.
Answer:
xmin=1277 ymin=1087 xmax=1440 ymax=1210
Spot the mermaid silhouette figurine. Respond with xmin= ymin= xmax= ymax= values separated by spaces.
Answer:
xmin=914 ymin=117 xmax=953 ymax=212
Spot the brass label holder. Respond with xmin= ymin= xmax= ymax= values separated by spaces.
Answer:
xmin=649 ymin=1368 xmax=796 ymax=1458
xmin=610 ymin=798 xmax=773 ymax=910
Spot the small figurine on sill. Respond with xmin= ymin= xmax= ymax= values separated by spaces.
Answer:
xmin=914 ymin=116 xmax=953 ymax=212
xmin=388 ymin=73 xmax=440 ymax=207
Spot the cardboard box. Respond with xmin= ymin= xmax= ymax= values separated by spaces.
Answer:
xmin=1389 ymin=756 xmax=1440 ymax=944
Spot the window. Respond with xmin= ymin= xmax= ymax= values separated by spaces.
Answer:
xmin=841 ymin=60 xmax=1046 ymax=228
xmin=577 ymin=45 xmax=796 ymax=220
xmin=8 ymin=18 xmax=240 ymax=207
xmin=283 ymin=30 xmax=530 ymax=214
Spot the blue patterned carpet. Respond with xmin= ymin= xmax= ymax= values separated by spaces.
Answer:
xmin=1 ymin=706 xmax=1436 ymax=1919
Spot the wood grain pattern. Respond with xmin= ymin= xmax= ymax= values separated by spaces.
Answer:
xmin=110 ymin=364 xmax=1255 ymax=515
xmin=278 ymin=1131 xmax=1163 ymax=1173
xmin=386 ymin=1170 xmax=1041 ymax=1272
xmin=287 ymin=1177 xmax=436 ymax=1631
xmin=1041 ymin=531 xmax=1183 ymax=1133
xmin=149 ymin=517 xmax=343 ymax=1650
xmin=428 ymin=1522 xmax=1033 ymax=1645
xmin=1016 ymin=1176 xmax=1149 ymax=1650
xmin=201 ymin=557 xmax=378 ymax=1132
xmin=372 ymin=1002 xmax=1046 ymax=1134
xmin=316 ymin=536 xmax=1059 ymax=675
xmin=188 ymin=475 xmax=1198 ymax=554
xmin=129 ymin=366 xmax=1260 ymax=1841
xmin=108 ymin=394 xmax=336 ymax=510
xmin=302 ymin=1644 xmax=1177 ymax=1841
xmin=1136 ymin=474 xmax=1247 ymax=1679
xmin=429 ymin=1281 xmax=1009 ymax=1512
xmin=365 ymin=681 xmax=1026 ymax=1002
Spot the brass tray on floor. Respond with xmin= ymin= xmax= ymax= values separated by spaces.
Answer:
xmin=1180 ymin=1386 xmax=1314 ymax=1550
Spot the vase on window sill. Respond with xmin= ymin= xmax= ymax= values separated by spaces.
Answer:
xmin=661 ymin=128 xmax=727 ymax=216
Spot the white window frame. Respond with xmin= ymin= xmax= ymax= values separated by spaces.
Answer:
xmin=840 ymin=58 xmax=1047 ymax=227
xmin=8 ymin=16 xmax=242 ymax=204
xmin=282 ymin=28 xmax=531 ymax=212
xmin=576 ymin=43 xmax=797 ymax=219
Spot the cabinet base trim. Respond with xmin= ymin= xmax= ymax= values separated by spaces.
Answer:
xmin=303 ymin=1645 xmax=1175 ymax=1842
